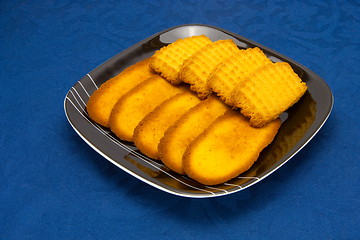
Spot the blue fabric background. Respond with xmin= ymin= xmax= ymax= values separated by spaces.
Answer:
xmin=1 ymin=0 xmax=359 ymax=239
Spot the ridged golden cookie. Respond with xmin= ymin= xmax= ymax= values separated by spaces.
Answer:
xmin=150 ymin=35 xmax=212 ymax=84
xmin=232 ymin=62 xmax=307 ymax=127
xmin=178 ymin=39 xmax=240 ymax=98
xmin=208 ymin=47 xmax=272 ymax=105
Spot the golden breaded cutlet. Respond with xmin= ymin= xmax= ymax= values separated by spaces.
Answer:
xmin=208 ymin=47 xmax=272 ymax=105
xmin=231 ymin=62 xmax=307 ymax=127
xmin=183 ymin=110 xmax=281 ymax=185
xmin=133 ymin=91 xmax=201 ymax=160
xmin=108 ymin=75 xmax=184 ymax=142
xmin=150 ymin=35 xmax=212 ymax=84
xmin=178 ymin=39 xmax=240 ymax=98
xmin=86 ymin=58 xmax=156 ymax=127
xmin=158 ymin=95 xmax=229 ymax=174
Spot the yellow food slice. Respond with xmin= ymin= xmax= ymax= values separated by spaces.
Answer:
xmin=133 ymin=91 xmax=201 ymax=160
xmin=208 ymin=47 xmax=272 ymax=105
xmin=109 ymin=75 xmax=184 ymax=142
xmin=150 ymin=35 xmax=212 ymax=84
xmin=178 ymin=39 xmax=240 ymax=98
xmin=183 ymin=110 xmax=281 ymax=185
xmin=86 ymin=58 xmax=156 ymax=127
xmin=232 ymin=62 xmax=307 ymax=127
xmin=158 ymin=95 xmax=229 ymax=174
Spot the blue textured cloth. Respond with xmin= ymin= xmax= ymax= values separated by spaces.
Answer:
xmin=1 ymin=1 xmax=359 ymax=239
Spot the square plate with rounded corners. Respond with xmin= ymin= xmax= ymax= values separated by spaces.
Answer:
xmin=64 ymin=24 xmax=333 ymax=198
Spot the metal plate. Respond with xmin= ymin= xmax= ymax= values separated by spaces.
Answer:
xmin=64 ymin=24 xmax=333 ymax=198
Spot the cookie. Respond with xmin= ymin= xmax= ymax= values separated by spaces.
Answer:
xmin=178 ymin=39 xmax=240 ymax=98
xmin=208 ymin=47 xmax=272 ymax=105
xmin=150 ymin=35 xmax=212 ymax=84
xmin=183 ymin=110 xmax=281 ymax=185
xmin=86 ymin=58 xmax=156 ymax=127
xmin=133 ymin=91 xmax=201 ymax=160
xmin=108 ymin=75 xmax=184 ymax=141
xmin=158 ymin=95 xmax=229 ymax=174
xmin=232 ymin=62 xmax=307 ymax=127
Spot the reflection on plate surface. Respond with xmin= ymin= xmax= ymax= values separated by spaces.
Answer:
xmin=64 ymin=24 xmax=333 ymax=198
